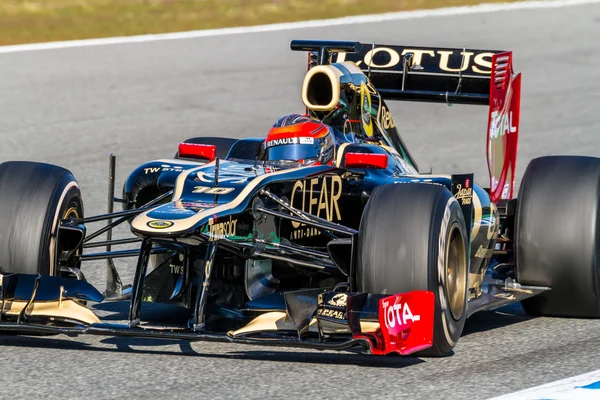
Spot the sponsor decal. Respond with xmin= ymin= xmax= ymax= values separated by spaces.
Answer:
xmin=378 ymin=104 xmax=396 ymax=130
xmin=148 ymin=208 xmax=194 ymax=216
xmin=147 ymin=220 xmax=174 ymax=229
xmin=382 ymin=299 xmax=420 ymax=329
xmin=174 ymin=200 xmax=213 ymax=212
xmin=206 ymin=216 xmax=237 ymax=242
xmin=360 ymin=82 xmax=374 ymax=138
xmin=327 ymin=293 xmax=348 ymax=307
xmin=337 ymin=46 xmax=495 ymax=74
xmin=192 ymin=186 xmax=235 ymax=195
xmin=317 ymin=308 xmax=345 ymax=320
xmin=299 ymin=137 xmax=314 ymax=144
xmin=290 ymin=175 xmax=343 ymax=239
xmin=266 ymin=137 xmax=298 ymax=148
xmin=317 ymin=291 xmax=348 ymax=321
xmin=454 ymin=179 xmax=473 ymax=206
xmin=196 ymin=163 xmax=252 ymax=185
xmin=291 ymin=227 xmax=321 ymax=239
xmin=170 ymin=264 xmax=184 ymax=274
xmin=144 ymin=164 xmax=184 ymax=175
xmin=489 ymin=110 xmax=517 ymax=139
xmin=362 ymin=47 xmax=402 ymax=69
xmin=371 ymin=292 xmax=433 ymax=355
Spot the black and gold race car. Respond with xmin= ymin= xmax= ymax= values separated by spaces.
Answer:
xmin=1 ymin=40 xmax=598 ymax=356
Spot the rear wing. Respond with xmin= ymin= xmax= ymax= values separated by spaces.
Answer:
xmin=291 ymin=40 xmax=522 ymax=202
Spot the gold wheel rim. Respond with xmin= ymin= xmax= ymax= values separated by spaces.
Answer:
xmin=446 ymin=223 xmax=467 ymax=320
xmin=63 ymin=206 xmax=79 ymax=219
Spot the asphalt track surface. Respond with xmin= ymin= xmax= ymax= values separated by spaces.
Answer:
xmin=1 ymin=2 xmax=600 ymax=399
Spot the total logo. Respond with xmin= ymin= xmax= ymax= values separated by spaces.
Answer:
xmin=489 ymin=110 xmax=517 ymax=139
xmin=382 ymin=299 xmax=420 ymax=329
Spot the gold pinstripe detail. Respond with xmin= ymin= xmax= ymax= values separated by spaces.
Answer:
xmin=2 ymin=299 xmax=99 ymax=325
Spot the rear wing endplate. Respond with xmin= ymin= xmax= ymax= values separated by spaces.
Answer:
xmin=291 ymin=40 xmax=522 ymax=202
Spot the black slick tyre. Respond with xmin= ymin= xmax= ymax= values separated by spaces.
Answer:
xmin=175 ymin=137 xmax=238 ymax=160
xmin=516 ymin=156 xmax=600 ymax=317
xmin=0 ymin=161 xmax=83 ymax=276
xmin=357 ymin=183 xmax=468 ymax=356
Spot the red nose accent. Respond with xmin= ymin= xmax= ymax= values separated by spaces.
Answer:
xmin=178 ymin=143 xmax=217 ymax=161
xmin=344 ymin=153 xmax=388 ymax=169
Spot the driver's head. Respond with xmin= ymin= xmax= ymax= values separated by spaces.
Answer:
xmin=264 ymin=114 xmax=335 ymax=167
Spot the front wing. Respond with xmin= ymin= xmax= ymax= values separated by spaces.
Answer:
xmin=0 ymin=273 xmax=434 ymax=356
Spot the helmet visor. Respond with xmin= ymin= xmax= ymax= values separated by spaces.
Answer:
xmin=266 ymin=144 xmax=320 ymax=164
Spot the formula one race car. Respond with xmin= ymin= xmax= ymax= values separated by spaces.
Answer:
xmin=1 ymin=40 xmax=599 ymax=357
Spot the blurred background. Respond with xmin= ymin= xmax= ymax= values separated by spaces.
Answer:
xmin=1 ymin=0 xmax=520 ymax=45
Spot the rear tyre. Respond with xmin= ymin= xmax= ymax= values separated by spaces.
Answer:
xmin=357 ymin=183 xmax=468 ymax=356
xmin=0 ymin=162 xmax=83 ymax=276
xmin=174 ymin=137 xmax=238 ymax=160
xmin=516 ymin=156 xmax=600 ymax=317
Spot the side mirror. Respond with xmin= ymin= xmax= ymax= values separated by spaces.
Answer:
xmin=178 ymin=143 xmax=217 ymax=161
xmin=344 ymin=153 xmax=388 ymax=169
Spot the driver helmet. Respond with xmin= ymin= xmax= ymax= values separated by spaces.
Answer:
xmin=264 ymin=114 xmax=335 ymax=167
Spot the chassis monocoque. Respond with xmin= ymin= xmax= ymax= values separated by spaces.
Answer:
xmin=1 ymin=40 xmax=600 ymax=357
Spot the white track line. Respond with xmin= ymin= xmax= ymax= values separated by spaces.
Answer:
xmin=0 ymin=0 xmax=599 ymax=54
xmin=488 ymin=369 xmax=600 ymax=400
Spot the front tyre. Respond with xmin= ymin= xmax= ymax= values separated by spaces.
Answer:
xmin=357 ymin=183 xmax=468 ymax=356
xmin=0 ymin=161 xmax=84 ymax=276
